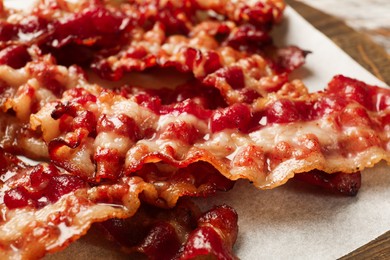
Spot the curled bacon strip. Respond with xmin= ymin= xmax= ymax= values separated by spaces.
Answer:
xmin=31 ymin=74 xmax=389 ymax=190
xmin=0 ymin=1 xmax=287 ymax=66
xmin=0 ymin=148 xmax=234 ymax=258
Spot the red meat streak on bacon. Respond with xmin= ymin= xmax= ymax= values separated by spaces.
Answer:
xmin=3 ymin=164 xmax=85 ymax=209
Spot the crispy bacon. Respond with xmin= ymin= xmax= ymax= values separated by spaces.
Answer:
xmin=0 ymin=0 xmax=303 ymax=103
xmin=0 ymin=148 xmax=234 ymax=258
xmin=0 ymin=0 xmax=389 ymax=259
xmin=90 ymin=21 xmax=306 ymax=83
xmin=99 ymin=200 xmax=238 ymax=260
xmin=1 ymin=0 xmax=285 ymax=44
xmin=0 ymin=0 xmax=287 ymax=64
xmin=89 ymin=19 xmax=306 ymax=102
xmin=29 ymin=74 xmax=389 ymax=189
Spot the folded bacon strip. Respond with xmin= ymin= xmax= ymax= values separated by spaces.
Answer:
xmin=0 ymin=53 xmax=306 ymax=178
xmin=29 ymin=74 xmax=389 ymax=190
xmin=0 ymin=148 xmax=234 ymax=258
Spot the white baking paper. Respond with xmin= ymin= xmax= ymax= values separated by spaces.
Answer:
xmin=29 ymin=5 xmax=388 ymax=260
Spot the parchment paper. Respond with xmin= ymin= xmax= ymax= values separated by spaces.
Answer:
xmin=16 ymin=4 xmax=385 ymax=260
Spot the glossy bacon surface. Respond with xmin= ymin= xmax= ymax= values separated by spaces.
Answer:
xmin=30 ymin=73 xmax=390 ymax=189
xmin=0 ymin=148 xmax=234 ymax=258
xmin=0 ymin=0 xmax=389 ymax=259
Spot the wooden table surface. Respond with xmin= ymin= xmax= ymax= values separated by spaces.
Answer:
xmin=297 ymin=0 xmax=390 ymax=55
xmin=287 ymin=1 xmax=390 ymax=258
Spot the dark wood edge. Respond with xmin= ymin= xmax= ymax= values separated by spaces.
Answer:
xmin=339 ymin=231 xmax=390 ymax=260
xmin=285 ymin=1 xmax=390 ymax=259
xmin=286 ymin=0 xmax=390 ymax=86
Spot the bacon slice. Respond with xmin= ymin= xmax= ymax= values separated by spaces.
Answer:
xmin=0 ymin=0 xmax=287 ymax=67
xmin=0 ymin=0 xmax=303 ymax=104
xmin=29 ymin=74 xmax=389 ymax=190
xmin=99 ymin=200 xmax=238 ymax=259
xmin=0 ymin=152 xmax=136 ymax=259
xmin=0 ymin=148 xmax=234 ymax=258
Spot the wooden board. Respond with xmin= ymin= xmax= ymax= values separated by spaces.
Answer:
xmin=286 ymin=1 xmax=390 ymax=258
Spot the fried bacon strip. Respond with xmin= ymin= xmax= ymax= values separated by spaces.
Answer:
xmin=29 ymin=74 xmax=389 ymax=189
xmin=0 ymin=54 xmax=305 ymax=173
xmin=99 ymin=200 xmax=238 ymax=260
xmin=0 ymin=57 xmax=363 ymax=196
xmin=0 ymin=148 xmax=234 ymax=258
xmin=0 ymin=0 xmax=286 ymax=64
xmin=0 ymin=0 xmax=304 ymax=105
